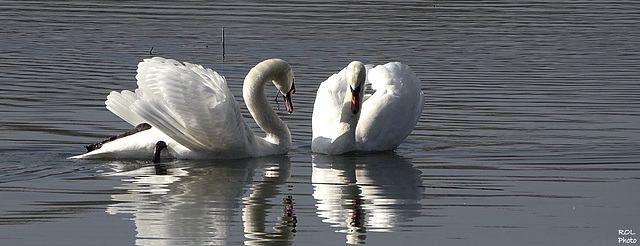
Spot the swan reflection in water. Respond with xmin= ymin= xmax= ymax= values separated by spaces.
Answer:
xmin=312 ymin=153 xmax=423 ymax=244
xmin=105 ymin=155 xmax=295 ymax=245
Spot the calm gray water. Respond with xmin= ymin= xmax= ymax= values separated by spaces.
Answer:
xmin=1 ymin=1 xmax=639 ymax=245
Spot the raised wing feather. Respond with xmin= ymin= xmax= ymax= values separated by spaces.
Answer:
xmin=356 ymin=62 xmax=424 ymax=151
xmin=120 ymin=57 xmax=253 ymax=153
xmin=106 ymin=90 xmax=146 ymax=125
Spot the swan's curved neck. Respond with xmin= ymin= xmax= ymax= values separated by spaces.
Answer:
xmin=337 ymin=91 xmax=360 ymax=149
xmin=243 ymin=60 xmax=291 ymax=148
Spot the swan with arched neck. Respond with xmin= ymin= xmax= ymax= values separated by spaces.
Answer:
xmin=71 ymin=57 xmax=295 ymax=161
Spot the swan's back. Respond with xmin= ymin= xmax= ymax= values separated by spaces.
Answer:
xmin=356 ymin=62 xmax=424 ymax=151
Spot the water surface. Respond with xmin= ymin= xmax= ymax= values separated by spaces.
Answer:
xmin=1 ymin=1 xmax=639 ymax=245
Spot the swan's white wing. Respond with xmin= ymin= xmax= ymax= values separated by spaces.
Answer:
xmin=106 ymin=90 xmax=146 ymax=126
xmin=122 ymin=57 xmax=254 ymax=154
xmin=356 ymin=62 xmax=424 ymax=151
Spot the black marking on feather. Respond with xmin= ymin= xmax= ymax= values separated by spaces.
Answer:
xmin=85 ymin=123 xmax=153 ymax=152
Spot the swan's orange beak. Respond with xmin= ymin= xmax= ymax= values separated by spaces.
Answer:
xmin=283 ymin=82 xmax=295 ymax=114
xmin=350 ymin=85 xmax=362 ymax=114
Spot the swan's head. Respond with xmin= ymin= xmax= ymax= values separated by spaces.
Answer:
xmin=247 ymin=59 xmax=296 ymax=114
xmin=270 ymin=61 xmax=296 ymax=114
xmin=346 ymin=61 xmax=366 ymax=114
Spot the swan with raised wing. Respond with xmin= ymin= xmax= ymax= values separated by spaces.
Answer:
xmin=72 ymin=57 xmax=295 ymax=161
xmin=311 ymin=61 xmax=423 ymax=155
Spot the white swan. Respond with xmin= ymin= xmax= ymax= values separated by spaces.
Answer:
xmin=311 ymin=61 xmax=423 ymax=155
xmin=71 ymin=57 xmax=296 ymax=161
